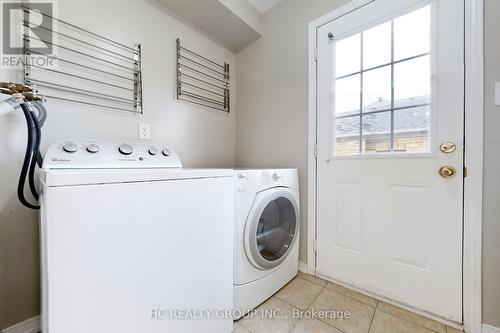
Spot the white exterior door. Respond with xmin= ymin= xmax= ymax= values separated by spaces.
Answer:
xmin=315 ymin=0 xmax=464 ymax=322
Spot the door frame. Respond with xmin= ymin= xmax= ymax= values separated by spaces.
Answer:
xmin=306 ymin=0 xmax=484 ymax=332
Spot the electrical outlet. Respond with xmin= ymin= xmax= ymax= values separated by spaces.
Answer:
xmin=138 ymin=123 xmax=151 ymax=140
xmin=495 ymin=82 xmax=500 ymax=106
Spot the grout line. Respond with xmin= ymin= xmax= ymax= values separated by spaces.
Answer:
xmin=296 ymin=275 xmax=326 ymax=287
xmin=274 ymin=276 xmax=323 ymax=309
xmin=307 ymin=285 xmax=326 ymax=310
xmin=291 ymin=281 xmax=326 ymax=332
xmin=271 ymin=277 xmax=300 ymax=305
xmin=299 ymin=273 xmax=378 ymax=333
xmin=313 ymin=273 xmax=449 ymax=332
xmin=375 ymin=307 xmax=444 ymax=333
xmin=324 ymin=284 xmax=378 ymax=308
xmin=236 ymin=320 xmax=254 ymax=333
xmin=367 ymin=300 xmax=379 ymax=333
xmin=310 ymin=273 xmax=378 ymax=308
xmin=287 ymin=316 xmax=300 ymax=332
xmin=307 ymin=286 xmax=348 ymax=333
xmin=297 ymin=272 xmax=330 ymax=288
xmin=241 ymin=272 xmax=451 ymax=333
xmin=287 ymin=281 xmax=327 ymax=333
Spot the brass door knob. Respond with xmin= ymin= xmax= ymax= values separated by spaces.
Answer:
xmin=439 ymin=166 xmax=456 ymax=178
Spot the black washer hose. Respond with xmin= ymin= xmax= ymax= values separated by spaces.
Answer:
xmin=32 ymin=101 xmax=47 ymax=167
xmin=18 ymin=103 xmax=40 ymax=210
xmin=28 ymin=110 xmax=41 ymax=201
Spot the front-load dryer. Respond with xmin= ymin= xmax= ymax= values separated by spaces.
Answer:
xmin=233 ymin=169 xmax=299 ymax=317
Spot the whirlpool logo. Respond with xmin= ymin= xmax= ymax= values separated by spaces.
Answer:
xmin=1 ymin=0 xmax=57 ymax=68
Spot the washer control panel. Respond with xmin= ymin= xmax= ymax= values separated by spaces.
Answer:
xmin=43 ymin=140 xmax=182 ymax=169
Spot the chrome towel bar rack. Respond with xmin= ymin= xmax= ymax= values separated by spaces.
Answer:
xmin=22 ymin=5 xmax=143 ymax=114
xmin=176 ymin=39 xmax=230 ymax=113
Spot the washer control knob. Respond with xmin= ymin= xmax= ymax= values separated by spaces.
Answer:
xmin=149 ymin=147 xmax=158 ymax=156
xmin=63 ymin=142 xmax=78 ymax=153
xmin=162 ymin=149 xmax=171 ymax=157
xmin=118 ymin=144 xmax=133 ymax=155
xmin=86 ymin=144 xmax=99 ymax=153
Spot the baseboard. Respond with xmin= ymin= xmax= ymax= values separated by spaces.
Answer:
xmin=2 ymin=316 xmax=40 ymax=333
xmin=483 ymin=324 xmax=500 ymax=333
xmin=298 ymin=260 xmax=308 ymax=273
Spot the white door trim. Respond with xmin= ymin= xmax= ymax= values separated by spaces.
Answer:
xmin=307 ymin=0 xmax=484 ymax=331
xmin=463 ymin=0 xmax=484 ymax=332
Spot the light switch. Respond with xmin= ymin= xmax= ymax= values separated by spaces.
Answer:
xmin=495 ymin=82 xmax=500 ymax=106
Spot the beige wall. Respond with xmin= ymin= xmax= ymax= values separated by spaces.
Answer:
xmin=235 ymin=0 xmax=349 ymax=262
xmin=0 ymin=0 xmax=236 ymax=329
xmin=1 ymin=0 xmax=499 ymax=329
xmin=236 ymin=0 xmax=500 ymax=328
xmin=482 ymin=0 xmax=500 ymax=328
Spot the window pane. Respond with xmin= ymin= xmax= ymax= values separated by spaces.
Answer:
xmin=335 ymin=74 xmax=360 ymax=115
xmin=330 ymin=5 xmax=433 ymax=157
xmin=362 ymin=111 xmax=392 ymax=153
xmin=335 ymin=116 xmax=360 ymax=155
xmin=362 ymin=65 xmax=391 ymax=113
xmin=363 ymin=21 xmax=391 ymax=69
xmin=394 ymin=106 xmax=430 ymax=153
xmin=394 ymin=5 xmax=430 ymax=61
xmin=335 ymin=33 xmax=361 ymax=78
xmin=394 ymin=55 xmax=430 ymax=105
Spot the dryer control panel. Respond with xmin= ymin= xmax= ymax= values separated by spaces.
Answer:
xmin=235 ymin=169 xmax=299 ymax=193
xmin=43 ymin=140 xmax=182 ymax=169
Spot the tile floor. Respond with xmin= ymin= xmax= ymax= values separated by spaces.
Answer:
xmin=234 ymin=272 xmax=463 ymax=333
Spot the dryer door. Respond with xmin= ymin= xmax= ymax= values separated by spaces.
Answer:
xmin=244 ymin=188 xmax=299 ymax=270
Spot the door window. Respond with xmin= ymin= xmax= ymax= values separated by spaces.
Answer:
xmin=334 ymin=5 xmax=431 ymax=156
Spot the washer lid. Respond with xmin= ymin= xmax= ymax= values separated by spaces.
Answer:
xmin=244 ymin=188 xmax=299 ymax=270
xmin=43 ymin=139 xmax=182 ymax=170
xmin=42 ymin=168 xmax=234 ymax=187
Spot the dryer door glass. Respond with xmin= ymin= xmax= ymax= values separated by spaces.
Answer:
xmin=256 ymin=197 xmax=297 ymax=263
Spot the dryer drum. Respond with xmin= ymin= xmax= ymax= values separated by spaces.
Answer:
xmin=246 ymin=190 xmax=299 ymax=270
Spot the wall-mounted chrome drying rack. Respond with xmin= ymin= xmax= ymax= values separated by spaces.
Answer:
xmin=176 ymin=39 xmax=230 ymax=113
xmin=22 ymin=5 xmax=143 ymax=114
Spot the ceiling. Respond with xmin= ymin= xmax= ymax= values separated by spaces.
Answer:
xmin=158 ymin=0 xmax=285 ymax=51
xmin=247 ymin=0 xmax=286 ymax=13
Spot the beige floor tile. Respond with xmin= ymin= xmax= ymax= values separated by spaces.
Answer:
xmin=233 ymin=322 xmax=251 ymax=333
xmin=238 ymin=296 xmax=299 ymax=333
xmin=297 ymin=272 xmax=329 ymax=287
xmin=310 ymin=288 xmax=375 ymax=333
xmin=325 ymin=282 xmax=378 ymax=307
xmin=446 ymin=326 xmax=464 ymax=333
xmin=378 ymin=302 xmax=447 ymax=333
xmin=370 ymin=310 xmax=437 ymax=333
xmin=291 ymin=318 xmax=343 ymax=333
xmin=275 ymin=277 xmax=324 ymax=310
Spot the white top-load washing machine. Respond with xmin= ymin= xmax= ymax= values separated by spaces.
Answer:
xmin=39 ymin=140 xmax=234 ymax=333
xmin=233 ymin=169 xmax=299 ymax=316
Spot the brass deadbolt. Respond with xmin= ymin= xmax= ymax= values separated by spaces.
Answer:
xmin=440 ymin=142 xmax=456 ymax=153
